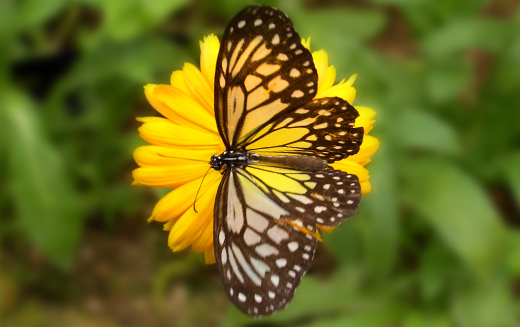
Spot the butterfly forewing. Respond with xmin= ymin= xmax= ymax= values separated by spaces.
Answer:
xmin=214 ymin=169 xmax=317 ymax=316
xmin=215 ymin=5 xmax=318 ymax=148
xmin=243 ymin=97 xmax=364 ymax=162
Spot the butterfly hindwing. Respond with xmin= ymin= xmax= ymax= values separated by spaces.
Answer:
xmin=243 ymin=164 xmax=361 ymax=228
xmin=214 ymin=169 xmax=317 ymax=316
xmin=243 ymin=96 xmax=364 ymax=162
xmin=215 ymin=5 xmax=318 ymax=148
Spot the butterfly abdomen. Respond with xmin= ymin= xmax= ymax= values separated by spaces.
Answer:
xmin=252 ymin=154 xmax=329 ymax=171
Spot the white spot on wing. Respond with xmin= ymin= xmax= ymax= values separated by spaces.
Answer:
xmin=247 ymin=209 xmax=269 ymax=232
xmin=232 ymin=243 xmax=262 ymax=286
xmin=271 ymin=275 xmax=280 ymax=286
xmin=250 ymin=257 xmax=270 ymax=277
xmin=244 ymin=228 xmax=261 ymax=246
xmin=276 ymin=258 xmax=287 ymax=267
xmin=291 ymin=90 xmax=304 ymax=98
xmin=255 ymin=243 xmax=279 ymax=257
xmin=221 ymin=248 xmax=227 ymax=264
xmin=288 ymin=242 xmax=298 ymax=252
xmin=277 ymin=53 xmax=289 ymax=61
xmin=288 ymin=193 xmax=312 ymax=204
xmin=267 ymin=225 xmax=289 ymax=244
xmin=219 ymin=230 xmax=225 ymax=245
xmin=314 ymin=206 xmax=327 ymax=213
xmin=290 ymin=68 xmax=300 ymax=78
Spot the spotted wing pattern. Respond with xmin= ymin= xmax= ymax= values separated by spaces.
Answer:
xmin=243 ymin=164 xmax=361 ymax=228
xmin=243 ymin=97 xmax=364 ymax=163
xmin=214 ymin=5 xmax=318 ymax=148
xmin=214 ymin=164 xmax=360 ymax=316
xmin=214 ymin=168 xmax=318 ymax=316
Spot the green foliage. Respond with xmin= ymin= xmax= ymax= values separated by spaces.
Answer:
xmin=403 ymin=158 xmax=506 ymax=277
xmin=2 ymin=90 xmax=82 ymax=268
xmin=2 ymin=0 xmax=520 ymax=326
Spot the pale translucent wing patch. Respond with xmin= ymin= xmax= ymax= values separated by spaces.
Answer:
xmin=215 ymin=5 xmax=318 ymax=147
xmin=243 ymin=97 xmax=364 ymax=163
xmin=244 ymin=164 xmax=361 ymax=228
xmin=214 ymin=169 xmax=317 ymax=317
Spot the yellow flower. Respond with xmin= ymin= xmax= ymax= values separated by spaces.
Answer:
xmin=133 ymin=34 xmax=380 ymax=264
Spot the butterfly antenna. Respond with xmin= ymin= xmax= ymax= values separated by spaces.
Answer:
xmin=193 ymin=166 xmax=212 ymax=213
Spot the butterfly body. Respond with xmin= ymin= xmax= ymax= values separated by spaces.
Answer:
xmin=211 ymin=151 xmax=329 ymax=172
xmin=211 ymin=5 xmax=364 ymax=316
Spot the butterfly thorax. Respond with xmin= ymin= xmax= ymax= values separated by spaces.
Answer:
xmin=210 ymin=150 xmax=257 ymax=170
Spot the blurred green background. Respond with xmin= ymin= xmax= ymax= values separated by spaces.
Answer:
xmin=1 ymin=0 xmax=520 ymax=326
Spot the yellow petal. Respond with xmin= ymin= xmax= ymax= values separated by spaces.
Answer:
xmin=344 ymin=74 xmax=358 ymax=87
xmin=191 ymin=218 xmax=213 ymax=253
xmin=138 ymin=117 xmax=221 ymax=148
xmin=317 ymin=79 xmax=356 ymax=103
xmin=132 ymin=162 xmax=209 ymax=188
xmin=360 ymin=180 xmax=372 ymax=196
xmin=150 ymin=170 xmax=221 ymax=222
xmin=182 ymin=63 xmax=214 ymax=114
xmin=145 ymin=84 xmax=204 ymax=130
xmin=204 ymin=248 xmax=216 ymax=264
xmin=355 ymin=106 xmax=376 ymax=134
xmin=168 ymin=182 xmax=218 ymax=251
xmin=136 ymin=116 xmax=163 ymax=123
xmin=133 ymin=145 xmax=217 ymax=167
xmin=170 ymin=70 xmax=190 ymax=94
xmin=152 ymin=84 xmax=217 ymax=132
xmin=199 ymin=34 xmax=220 ymax=89
xmin=312 ymin=50 xmax=329 ymax=87
xmin=301 ymin=37 xmax=311 ymax=50
xmin=347 ymin=135 xmax=380 ymax=166
xmin=316 ymin=65 xmax=336 ymax=97
xmin=163 ymin=220 xmax=175 ymax=231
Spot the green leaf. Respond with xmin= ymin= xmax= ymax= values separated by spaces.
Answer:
xmin=99 ymin=0 xmax=191 ymax=41
xmin=289 ymin=8 xmax=387 ymax=44
xmin=422 ymin=18 xmax=508 ymax=59
xmin=492 ymin=38 xmax=520 ymax=95
xmin=2 ymin=89 xmax=82 ymax=268
xmin=403 ymin=158 xmax=507 ymax=277
xmin=358 ymin=144 xmax=400 ymax=276
xmin=403 ymin=312 xmax=451 ymax=327
xmin=504 ymin=151 xmax=520 ymax=208
xmin=298 ymin=304 xmax=403 ymax=327
xmin=399 ymin=110 xmax=461 ymax=155
xmin=506 ymin=231 xmax=520 ymax=276
xmin=426 ymin=58 xmax=472 ymax=104
xmin=17 ymin=0 xmax=66 ymax=29
xmin=452 ymin=277 xmax=517 ymax=327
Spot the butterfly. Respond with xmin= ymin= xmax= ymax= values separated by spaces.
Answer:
xmin=211 ymin=5 xmax=364 ymax=316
